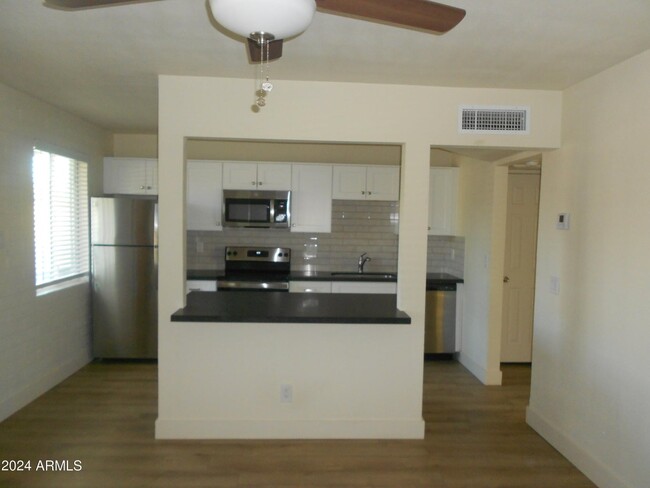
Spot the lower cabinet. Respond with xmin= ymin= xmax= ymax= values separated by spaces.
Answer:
xmin=331 ymin=282 xmax=397 ymax=294
xmin=289 ymin=281 xmax=332 ymax=293
xmin=289 ymin=280 xmax=397 ymax=294
xmin=186 ymin=280 xmax=217 ymax=293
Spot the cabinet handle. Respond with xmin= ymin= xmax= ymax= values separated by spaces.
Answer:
xmin=428 ymin=226 xmax=431 ymax=230
xmin=258 ymin=181 xmax=263 ymax=186
xmin=140 ymin=185 xmax=145 ymax=190
xmin=361 ymin=191 xmax=365 ymax=195
xmin=146 ymin=186 xmax=152 ymax=190
xmin=251 ymin=181 xmax=256 ymax=186
xmin=368 ymin=191 xmax=372 ymax=195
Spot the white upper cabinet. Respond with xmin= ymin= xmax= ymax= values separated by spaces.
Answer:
xmin=428 ymin=167 xmax=459 ymax=236
xmin=103 ymin=157 xmax=158 ymax=195
xmin=187 ymin=160 xmax=223 ymax=231
xmin=222 ymin=162 xmax=291 ymax=191
xmin=366 ymin=166 xmax=400 ymax=201
xmin=332 ymin=165 xmax=400 ymax=201
xmin=290 ymin=164 xmax=332 ymax=233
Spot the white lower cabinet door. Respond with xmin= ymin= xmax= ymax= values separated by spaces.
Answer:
xmin=186 ymin=280 xmax=217 ymax=293
xmin=331 ymin=282 xmax=397 ymax=294
xmin=289 ymin=281 xmax=332 ymax=293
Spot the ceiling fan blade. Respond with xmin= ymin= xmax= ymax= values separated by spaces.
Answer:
xmin=315 ymin=0 xmax=466 ymax=34
xmin=44 ymin=0 xmax=160 ymax=9
xmin=247 ymin=39 xmax=284 ymax=63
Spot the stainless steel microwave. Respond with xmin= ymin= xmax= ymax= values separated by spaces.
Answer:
xmin=222 ymin=190 xmax=291 ymax=229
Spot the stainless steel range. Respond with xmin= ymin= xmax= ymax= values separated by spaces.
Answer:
xmin=217 ymin=246 xmax=291 ymax=291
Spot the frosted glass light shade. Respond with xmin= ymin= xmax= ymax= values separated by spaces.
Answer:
xmin=209 ymin=0 xmax=316 ymax=39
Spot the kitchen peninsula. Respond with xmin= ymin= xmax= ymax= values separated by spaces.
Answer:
xmin=172 ymin=291 xmax=411 ymax=324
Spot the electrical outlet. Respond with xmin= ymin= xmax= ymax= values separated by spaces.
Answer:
xmin=280 ymin=384 xmax=293 ymax=403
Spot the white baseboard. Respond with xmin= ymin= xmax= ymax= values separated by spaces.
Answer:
xmin=457 ymin=352 xmax=502 ymax=385
xmin=0 ymin=352 xmax=92 ymax=422
xmin=526 ymin=406 xmax=631 ymax=488
xmin=155 ymin=417 xmax=425 ymax=440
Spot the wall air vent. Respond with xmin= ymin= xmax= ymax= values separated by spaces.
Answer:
xmin=459 ymin=105 xmax=530 ymax=134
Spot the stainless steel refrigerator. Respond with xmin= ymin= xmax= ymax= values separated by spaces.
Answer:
xmin=91 ymin=197 xmax=158 ymax=359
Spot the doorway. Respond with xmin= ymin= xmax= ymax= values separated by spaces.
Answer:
xmin=500 ymin=164 xmax=541 ymax=363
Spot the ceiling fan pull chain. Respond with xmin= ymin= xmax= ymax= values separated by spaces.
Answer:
xmin=255 ymin=36 xmax=274 ymax=108
xmin=255 ymin=40 xmax=266 ymax=107
xmin=262 ymin=39 xmax=273 ymax=93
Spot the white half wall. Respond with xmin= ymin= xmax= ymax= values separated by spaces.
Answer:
xmin=0 ymin=82 xmax=108 ymax=421
xmin=528 ymin=49 xmax=650 ymax=487
xmin=156 ymin=76 xmax=561 ymax=438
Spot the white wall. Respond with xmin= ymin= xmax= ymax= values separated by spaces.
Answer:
xmin=456 ymin=157 xmax=508 ymax=384
xmin=0 ymin=82 xmax=108 ymax=421
xmin=156 ymin=75 xmax=561 ymax=439
xmin=527 ymin=49 xmax=650 ymax=487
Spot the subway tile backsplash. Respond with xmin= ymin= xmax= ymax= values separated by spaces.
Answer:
xmin=187 ymin=200 xmax=464 ymax=277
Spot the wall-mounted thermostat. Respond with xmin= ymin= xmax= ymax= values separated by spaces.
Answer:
xmin=557 ymin=213 xmax=570 ymax=230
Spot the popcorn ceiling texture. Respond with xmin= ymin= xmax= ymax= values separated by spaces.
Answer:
xmin=187 ymin=200 xmax=464 ymax=276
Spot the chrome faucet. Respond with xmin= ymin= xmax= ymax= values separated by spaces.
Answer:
xmin=357 ymin=252 xmax=371 ymax=273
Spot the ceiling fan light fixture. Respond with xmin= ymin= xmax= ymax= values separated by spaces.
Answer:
xmin=209 ymin=0 xmax=316 ymax=40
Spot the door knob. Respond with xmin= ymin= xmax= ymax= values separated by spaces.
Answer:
xmin=503 ymin=276 xmax=510 ymax=283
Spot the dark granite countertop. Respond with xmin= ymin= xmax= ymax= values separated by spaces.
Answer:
xmin=426 ymin=273 xmax=464 ymax=288
xmin=188 ymin=269 xmax=463 ymax=285
xmin=187 ymin=269 xmax=225 ymax=280
xmin=172 ymin=291 xmax=411 ymax=324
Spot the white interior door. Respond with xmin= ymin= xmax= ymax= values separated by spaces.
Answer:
xmin=501 ymin=171 xmax=540 ymax=362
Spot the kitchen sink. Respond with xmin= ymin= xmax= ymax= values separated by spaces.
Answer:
xmin=330 ymin=272 xmax=397 ymax=279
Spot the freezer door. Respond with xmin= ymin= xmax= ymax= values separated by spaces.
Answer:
xmin=92 ymin=245 xmax=157 ymax=358
xmin=91 ymin=197 xmax=157 ymax=246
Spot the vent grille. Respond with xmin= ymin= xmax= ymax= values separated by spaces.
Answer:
xmin=459 ymin=106 xmax=530 ymax=134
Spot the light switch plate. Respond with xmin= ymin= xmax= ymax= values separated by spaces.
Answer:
xmin=557 ymin=213 xmax=570 ymax=230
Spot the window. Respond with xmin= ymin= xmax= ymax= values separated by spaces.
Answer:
xmin=32 ymin=148 xmax=89 ymax=288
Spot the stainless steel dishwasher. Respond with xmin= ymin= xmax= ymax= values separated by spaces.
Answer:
xmin=424 ymin=283 xmax=457 ymax=353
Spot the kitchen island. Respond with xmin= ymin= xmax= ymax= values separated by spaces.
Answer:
xmin=172 ymin=291 xmax=411 ymax=324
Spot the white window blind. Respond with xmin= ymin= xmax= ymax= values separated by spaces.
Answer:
xmin=32 ymin=148 xmax=89 ymax=287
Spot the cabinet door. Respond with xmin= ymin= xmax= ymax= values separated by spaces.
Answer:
xmin=366 ymin=166 xmax=400 ymax=201
xmin=291 ymin=164 xmax=332 ymax=233
xmin=257 ymin=163 xmax=292 ymax=190
xmin=428 ymin=167 xmax=459 ymax=235
xmin=332 ymin=165 xmax=367 ymax=200
xmin=144 ymin=159 xmax=158 ymax=195
xmin=186 ymin=280 xmax=217 ymax=293
xmin=289 ymin=281 xmax=332 ymax=293
xmin=331 ymin=282 xmax=397 ymax=294
xmin=187 ymin=160 xmax=223 ymax=231
xmin=222 ymin=162 xmax=258 ymax=190
xmin=103 ymin=158 xmax=149 ymax=195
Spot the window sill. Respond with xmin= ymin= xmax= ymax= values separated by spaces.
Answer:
xmin=36 ymin=275 xmax=89 ymax=297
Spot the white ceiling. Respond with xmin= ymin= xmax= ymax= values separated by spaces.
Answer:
xmin=2 ymin=0 xmax=650 ymax=133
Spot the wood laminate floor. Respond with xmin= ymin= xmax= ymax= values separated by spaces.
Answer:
xmin=0 ymin=360 xmax=596 ymax=488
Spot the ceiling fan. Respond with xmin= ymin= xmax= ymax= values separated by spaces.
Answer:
xmin=45 ymin=0 xmax=465 ymax=108
xmin=44 ymin=0 xmax=466 ymax=62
